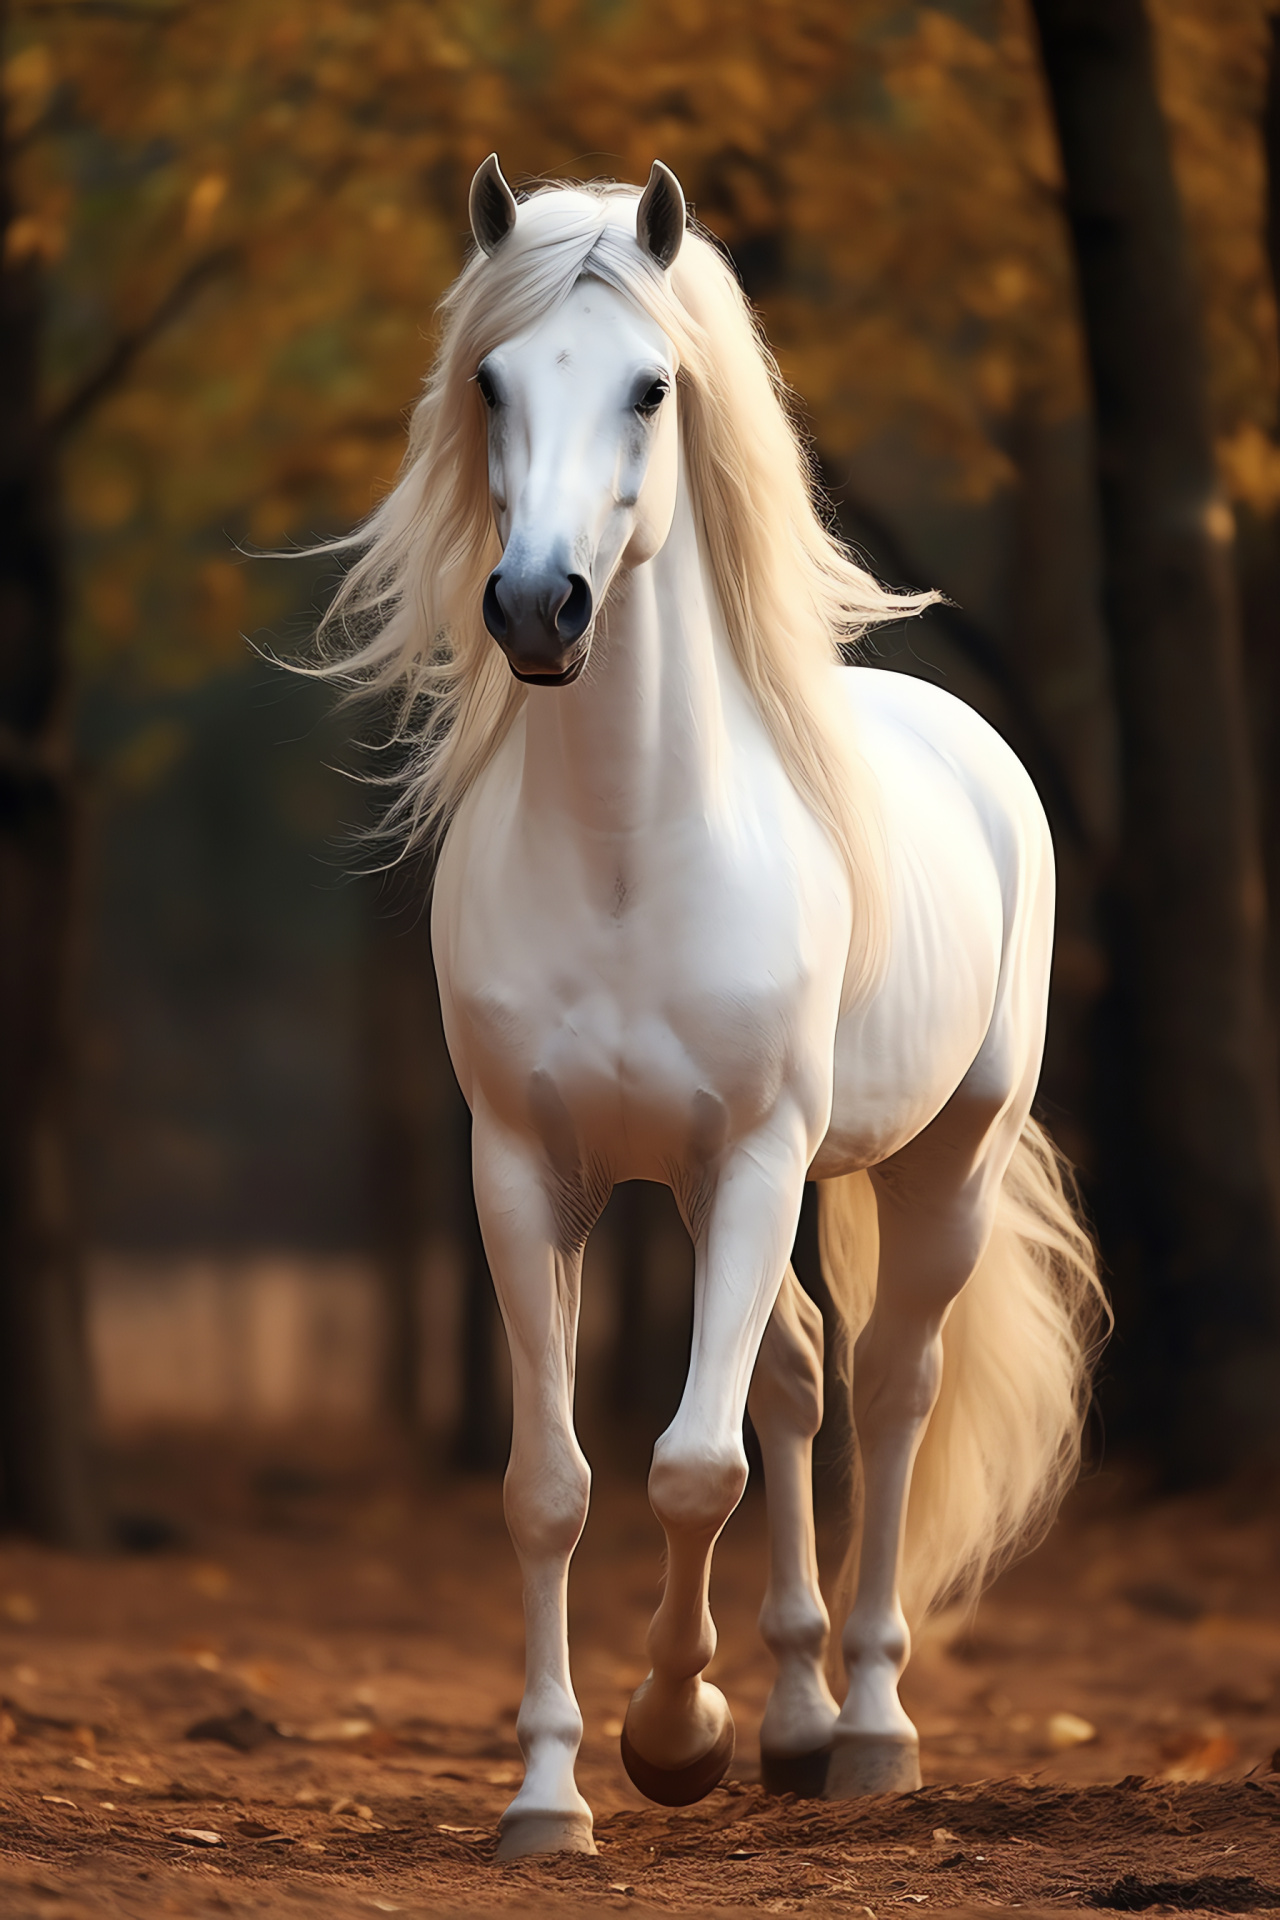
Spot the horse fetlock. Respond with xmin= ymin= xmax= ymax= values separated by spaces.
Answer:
xmin=841 ymin=1612 xmax=910 ymax=1678
xmin=759 ymin=1590 xmax=830 ymax=1663
xmin=516 ymin=1689 xmax=584 ymax=1758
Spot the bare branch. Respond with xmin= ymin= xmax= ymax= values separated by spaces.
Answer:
xmin=47 ymin=244 xmax=238 ymax=441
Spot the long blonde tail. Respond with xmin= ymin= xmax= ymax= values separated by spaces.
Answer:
xmin=818 ymin=1117 xmax=1108 ymax=1627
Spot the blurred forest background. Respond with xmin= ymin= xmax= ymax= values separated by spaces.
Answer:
xmin=3 ymin=0 xmax=1280 ymax=1547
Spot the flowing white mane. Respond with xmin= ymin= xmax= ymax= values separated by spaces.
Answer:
xmin=314 ymin=177 xmax=934 ymax=995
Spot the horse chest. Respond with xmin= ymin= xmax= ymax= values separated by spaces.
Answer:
xmin=440 ymin=850 xmax=838 ymax=1181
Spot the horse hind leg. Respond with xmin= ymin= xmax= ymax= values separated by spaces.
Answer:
xmin=826 ymin=1174 xmax=985 ymax=1798
xmin=748 ymin=1264 xmax=839 ymax=1796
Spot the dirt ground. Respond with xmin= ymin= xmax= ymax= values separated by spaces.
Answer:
xmin=2 ymin=1438 xmax=1280 ymax=1918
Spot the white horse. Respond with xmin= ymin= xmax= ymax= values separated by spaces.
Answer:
xmin=315 ymin=158 xmax=1104 ymax=1860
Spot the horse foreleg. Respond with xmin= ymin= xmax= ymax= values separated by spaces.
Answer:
xmin=748 ymin=1264 xmax=839 ymax=1795
xmin=472 ymin=1116 xmax=595 ymax=1859
xmin=621 ymin=1124 xmax=809 ymax=1806
xmin=827 ymin=1170 xmax=986 ymax=1798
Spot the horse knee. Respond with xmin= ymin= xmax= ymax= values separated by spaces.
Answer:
xmin=649 ymin=1437 xmax=747 ymax=1538
xmin=504 ymin=1450 xmax=591 ymax=1559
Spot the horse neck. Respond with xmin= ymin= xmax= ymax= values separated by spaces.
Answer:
xmin=519 ymin=470 xmax=733 ymax=848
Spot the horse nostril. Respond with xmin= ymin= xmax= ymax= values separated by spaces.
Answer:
xmin=482 ymin=571 xmax=507 ymax=640
xmin=555 ymin=574 xmax=593 ymax=642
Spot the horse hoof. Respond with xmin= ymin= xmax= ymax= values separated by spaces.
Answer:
xmin=824 ymin=1731 xmax=921 ymax=1798
xmin=760 ymin=1744 xmax=831 ymax=1798
xmin=620 ymin=1710 xmax=736 ymax=1806
xmin=495 ymin=1808 xmax=596 ymax=1859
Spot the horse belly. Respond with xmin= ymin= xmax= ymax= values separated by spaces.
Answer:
xmin=815 ymin=963 xmax=996 ymax=1176
xmin=812 ymin=667 xmax=1045 ymax=1176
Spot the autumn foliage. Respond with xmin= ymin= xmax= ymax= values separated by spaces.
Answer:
xmin=2 ymin=1 xmax=1280 ymax=1511
xmin=4 ymin=0 xmax=1274 ymax=705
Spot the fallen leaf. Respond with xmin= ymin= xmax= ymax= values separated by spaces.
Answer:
xmin=1047 ymin=1711 xmax=1097 ymax=1749
xmin=302 ymin=1717 xmax=375 ymax=1743
xmin=167 ymin=1828 xmax=224 ymax=1847
xmin=1160 ymin=1732 xmax=1238 ymax=1781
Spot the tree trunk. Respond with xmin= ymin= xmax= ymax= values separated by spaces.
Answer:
xmin=1249 ymin=10 xmax=1280 ymax=1055
xmin=1029 ymin=0 xmax=1280 ymax=1474
xmin=366 ymin=888 xmax=434 ymax=1432
xmin=0 ymin=2 xmax=103 ymax=1545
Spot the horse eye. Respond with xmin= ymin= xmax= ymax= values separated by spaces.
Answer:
xmin=635 ymin=378 xmax=669 ymax=419
xmin=476 ymin=367 xmax=498 ymax=409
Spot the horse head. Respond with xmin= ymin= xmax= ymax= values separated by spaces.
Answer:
xmin=469 ymin=156 xmax=687 ymax=685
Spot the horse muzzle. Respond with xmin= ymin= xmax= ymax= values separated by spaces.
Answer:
xmin=483 ymin=565 xmax=593 ymax=684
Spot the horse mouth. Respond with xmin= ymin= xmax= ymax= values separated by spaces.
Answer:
xmin=508 ymin=648 xmax=589 ymax=686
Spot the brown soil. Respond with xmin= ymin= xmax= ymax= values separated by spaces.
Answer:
xmin=2 ymin=1439 xmax=1280 ymax=1918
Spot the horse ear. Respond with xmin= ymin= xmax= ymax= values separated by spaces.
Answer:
xmin=636 ymin=161 xmax=686 ymax=270
xmin=469 ymin=154 xmax=518 ymax=256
